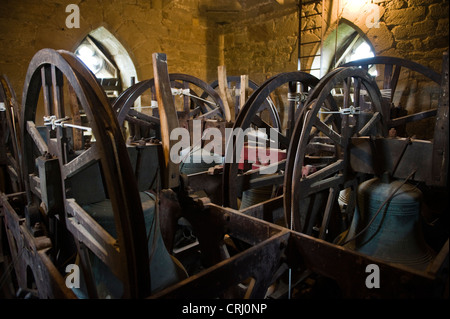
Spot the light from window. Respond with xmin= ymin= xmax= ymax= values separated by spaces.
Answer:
xmin=344 ymin=41 xmax=377 ymax=76
xmin=75 ymin=44 xmax=104 ymax=75
xmin=344 ymin=41 xmax=374 ymax=63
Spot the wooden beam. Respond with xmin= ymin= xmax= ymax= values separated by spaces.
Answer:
xmin=218 ymin=65 xmax=234 ymax=122
xmin=152 ymin=53 xmax=180 ymax=189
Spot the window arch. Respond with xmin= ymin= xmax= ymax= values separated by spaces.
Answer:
xmin=74 ymin=27 xmax=138 ymax=103
xmin=310 ymin=20 xmax=376 ymax=78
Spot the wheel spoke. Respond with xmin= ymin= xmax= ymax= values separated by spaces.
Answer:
xmin=51 ymin=65 xmax=65 ymax=119
xmin=358 ymin=111 xmax=381 ymax=136
xmin=196 ymin=106 xmax=221 ymax=119
xmin=313 ymin=116 xmax=343 ymax=147
xmin=298 ymin=159 xmax=344 ymax=192
xmin=390 ymin=65 xmax=402 ymax=102
xmin=26 ymin=121 xmax=48 ymax=155
xmin=286 ymin=67 xmax=385 ymax=236
xmin=252 ymin=115 xmax=289 ymax=149
xmin=318 ymin=187 xmax=338 ymax=239
xmin=125 ymin=114 xmax=158 ymax=129
xmin=354 ymin=77 xmax=361 ymax=110
xmin=40 ymin=66 xmax=53 ymax=116
xmin=62 ymin=144 xmax=100 ymax=179
xmin=128 ymin=109 xmax=160 ymax=124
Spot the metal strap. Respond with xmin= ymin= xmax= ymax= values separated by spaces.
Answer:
xmin=43 ymin=115 xmax=92 ymax=132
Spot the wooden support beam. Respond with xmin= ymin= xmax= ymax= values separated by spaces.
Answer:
xmin=218 ymin=65 xmax=235 ymax=122
xmin=152 ymin=53 xmax=180 ymax=189
xmin=239 ymin=74 xmax=249 ymax=111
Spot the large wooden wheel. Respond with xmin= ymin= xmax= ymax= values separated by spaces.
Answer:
xmin=222 ymin=71 xmax=320 ymax=210
xmin=206 ymin=76 xmax=280 ymax=125
xmin=20 ymin=48 xmax=151 ymax=298
xmin=112 ymin=73 xmax=226 ymax=142
xmin=0 ymin=75 xmax=23 ymax=193
xmin=284 ymin=67 xmax=387 ymax=241
xmin=343 ymin=55 xmax=449 ymax=186
xmin=341 ymin=56 xmax=442 ymax=139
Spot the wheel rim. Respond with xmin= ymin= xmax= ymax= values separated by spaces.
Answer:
xmin=112 ymin=73 xmax=226 ymax=142
xmin=1 ymin=75 xmax=23 ymax=193
xmin=284 ymin=67 xmax=386 ymax=239
xmin=223 ymin=71 xmax=320 ymax=209
xmin=21 ymin=48 xmax=151 ymax=298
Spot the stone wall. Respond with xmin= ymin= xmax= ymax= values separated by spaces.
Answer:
xmin=220 ymin=1 xmax=299 ymax=84
xmin=220 ymin=0 xmax=449 ymax=81
xmin=0 ymin=0 xmax=221 ymax=103
xmin=0 ymin=0 xmax=448 ymax=116
xmin=219 ymin=0 xmax=448 ymax=135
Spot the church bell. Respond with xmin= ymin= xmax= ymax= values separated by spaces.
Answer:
xmin=343 ymin=175 xmax=434 ymax=271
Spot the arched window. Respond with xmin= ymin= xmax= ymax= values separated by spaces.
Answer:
xmin=74 ymin=27 xmax=138 ymax=103
xmin=310 ymin=21 xmax=376 ymax=78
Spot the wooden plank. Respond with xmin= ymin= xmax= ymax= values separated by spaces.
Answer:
xmin=68 ymin=84 xmax=83 ymax=151
xmin=431 ymin=51 xmax=449 ymax=186
xmin=389 ymin=109 xmax=437 ymax=127
xmin=29 ymin=174 xmax=41 ymax=198
xmin=26 ymin=121 xmax=48 ymax=155
xmin=218 ymin=65 xmax=234 ymax=122
xmin=62 ymin=144 xmax=100 ymax=179
xmin=65 ymin=198 xmax=122 ymax=277
xmin=350 ymin=136 xmax=433 ymax=182
xmin=239 ymin=75 xmax=249 ymax=111
xmin=152 ymin=53 xmax=180 ymax=189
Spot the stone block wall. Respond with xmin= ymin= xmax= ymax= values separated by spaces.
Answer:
xmin=220 ymin=0 xmax=449 ymax=81
xmin=0 ymin=0 xmax=448 ymax=129
xmin=0 ymin=0 xmax=221 ymax=103
xmin=219 ymin=0 xmax=448 ymax=135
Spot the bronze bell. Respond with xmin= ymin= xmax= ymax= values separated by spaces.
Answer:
xmin=240 ymin=185 xmax=273 ymax=209
xmin=342 ymin=175 xmax=434 ymax=271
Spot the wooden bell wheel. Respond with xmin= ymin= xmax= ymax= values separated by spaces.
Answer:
xmin=206 ymin=76 xmax=280 ymax=124
xmin=20 ymin=48 xmax=151 ymax=298
xmin=283 ymin=66 xmax=387 ymax=241
xmin=341 ymin=56 xmax=442 ymax=139
xmin=222 ymin=71 xmax=320 ymax=210
xmin=112 ymin=73 xmax=226 ymax=142
xmin=343 ymin=54 xmax=449 ymax=186
xmin=0 ymin=75 xmax=23 ymax=193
